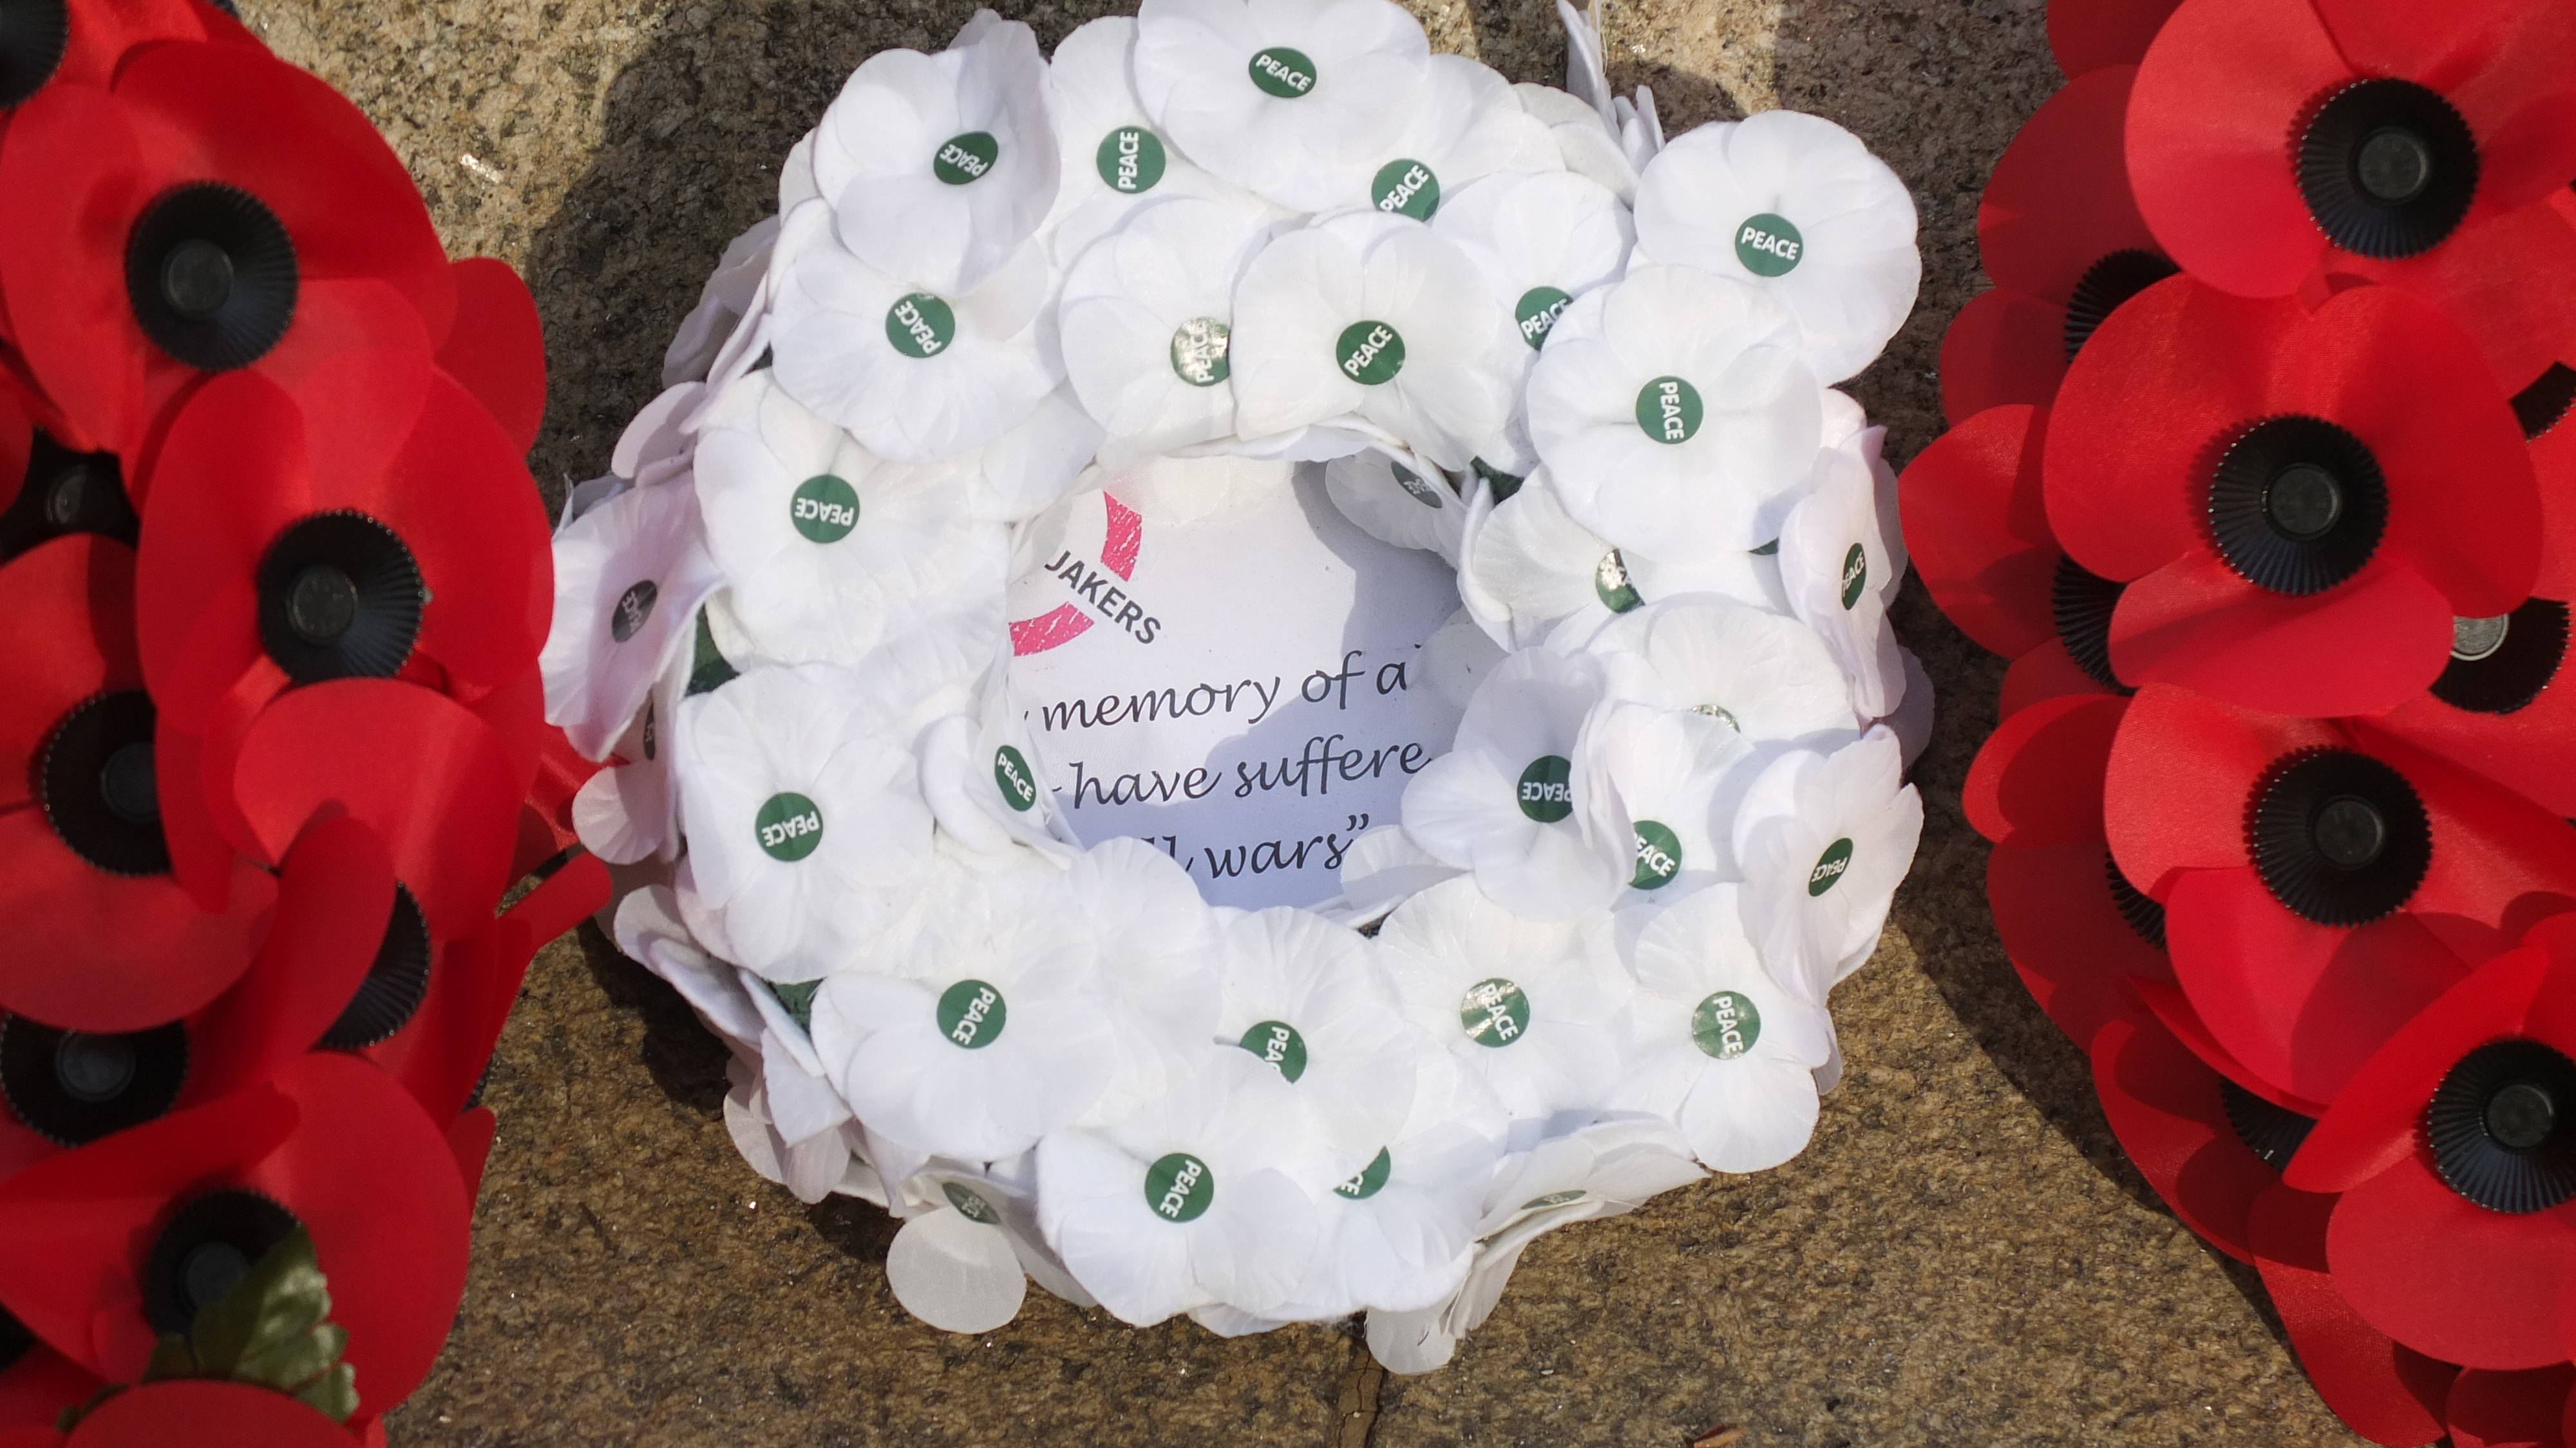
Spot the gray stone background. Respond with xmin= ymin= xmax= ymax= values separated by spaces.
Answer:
xmin=235 ymin=0 xmax=2372 ymax=1441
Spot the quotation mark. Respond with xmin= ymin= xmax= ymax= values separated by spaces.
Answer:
xmin=1345 ymin=814 xmax=1370 ymax=832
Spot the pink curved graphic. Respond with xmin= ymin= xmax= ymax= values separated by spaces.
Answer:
xmin=1009 ymin=493 xmax=1146 ymax=656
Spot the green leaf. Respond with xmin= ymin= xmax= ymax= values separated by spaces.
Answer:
xmin=291 ymin=1362 xmax=360 ymax=1424
xmin=145 ymin=1333 xmax=200 ymax=1380
xmin=137 ymin=1226 xmax=359 ymax=1424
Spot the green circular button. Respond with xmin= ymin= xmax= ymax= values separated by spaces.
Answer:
xmin=1809 ymin=837 xmax=1854 ymax=896
xmin=886 ymin=292 xmax=955 ymax=358
xmin=1144 ymin=1152 xmax=1215 ymax=1222
xmin=755 ymin=792 xmax=824 ymax=862
xmin=1336 ymin=319 xmax=1405 ymax=386
xmin=1372 ymin=157 xmax=1440 ymax=220
xmin=1735 ymin=213 xmax=1804 ymax=276
xmin=790 ymin=475 xmax=860 ymax=543
xmin=1095 ymin=126 xmax=1167 ymax=193
xmin=1635 ymin=376 xmax=1703 ymax=444
xmin=1516 ymin=754 xmax=1573 ymax=823
xmin=1691 ymin=990 xmax=1763 ymax=1060
xmin=934 ymin=131 xmax=999 ymax=186
xmin=936 ymin=978 xmax=1007 ymax=1049
xmin=1248 ymin=46 xmax=1318 ymax=97
xmin=1460 ymin=977 xmax=1531 ymax=1048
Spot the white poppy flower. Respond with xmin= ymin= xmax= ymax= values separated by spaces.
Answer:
xmin=1434 ymin=167 xmax=1630 ymax=394
xmin=1058 ymin=194 xmax=1280 ymax=466
xmin=1731 ymin=726 xmax=1920 ymax=1000
xmin=769 ymin=200 xmax=1061 ymax=462
xmin=542 ymin=477 xmax=726 ymax=761
xmin=1397 ymin=648 xmax=1627 ymax=919
xmin=1231 ymin=209 xmax=1517 ymax=470
xmin=1211 ymin=907 xmax=1425 ymax=1176
xmin=1630 ymin=111 xmax=1920 ymax=385
xmin=1323 ymin=447 xmax=1466 ymax=560
xmin=664 ymin=216 xmax=779 ymax=388
xmin=1528 ymin=265 xmax=1821 ymax=558
xmin=1283 ymin=1052 xmax=1507 ymax=1319
xmin=1363 ymin=1112 xmax=1698 ymax=1372
xmin=571 ymin=643 xmax=688 ymax=863
xmin=1583 ymin=701 xmax=1753 ymax=908
xmin=1511 ymin=81 xmax=1638 ymax=202
xmin=1373 ymin=876 xmax=1629 ymax=1121
xmin=692 ymin=372 xmax=1007 ymax=670
xmin=1455 ymin=465 xmax=1622 ymax=650
xmin=809 ymin=14 xmax=1058 ymax=294
xmin=1043 ymin=17 xmax=1257 ymax=263
xmin=1336 ymin=54 xmax=1558 ymax=220
xmin=1066 ymin=838 xmax=1226 ymax=1127
xmin=1132 ymin=0 xmax=1429 ymax=213
xmin=919 ymin=668 xmax=1075 ymax=859
xmin=838 ymin=620 xmax=1004 ymax=754
xmin=1609 ymin=884 xmax=1833 ymax=1171
xmin=1036 ymin=1047 xmax=1323 ymax=1324
xmin=1593 ymin=596 xmax=1861 ymax=754
xmin=673 ymin=663 xmax=931 ymax=981
xmin=811 ymin=855 xmax=1126 ymax=1161
xmin=882 ymin=1159 xmax=1104 ymax=1333
xmin=1777 ymin=433 xmax=1904 ymax=718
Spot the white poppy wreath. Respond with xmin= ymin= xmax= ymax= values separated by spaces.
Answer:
xmin=543 ymin=0 xmax=1929 ymax=1371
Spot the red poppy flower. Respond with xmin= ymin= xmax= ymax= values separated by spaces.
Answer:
xmin=436 ymin=258 xmax=546 ymax=457
xmin=2047 ymin=274 xmax=2539 ymax=718
xmin=1966 ymin=692 xmax=2173 ymax=1047
xmin=2126 ymin=0 xmax=2576 ymax=391
xmin=2090 ymin=1013 xmax=2318 ymax=1261
xmin=2244 ymin=1182 xmax=2458 ymax=1445
xmin=1946 ymin=68 xmax=2176 ymax=423
xmin=0 ymin=1051 xmax=471 ymax=1405
xmin=0 ymin=535 xmax=273 ymax=1032
xmin=2447 ymin=1365 xmax=2575 ymax=1448
xmin=2286 ymin=931 xmax=2576 ymax=1369
xmin=2105 ymin=684 xmax=2576 ymax=1105
xmin=54 ymin=1379 xmax=360 ymax=1448
xmin=0 ymin=40 xmax=451 ymax=459
xmin=2045 ymin=0 xmax=2182 ymax=76
xmin=1899 ymin=401 xmax=2134 ymax=710
xmin=133 ymin=359 xmax=550 ymax=852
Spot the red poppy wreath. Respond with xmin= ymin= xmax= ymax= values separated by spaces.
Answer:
xmin=0 ymin=1 xmax=603 ymax=1442
xmin=1906 ymin=0 xmax=2576 ymax=1440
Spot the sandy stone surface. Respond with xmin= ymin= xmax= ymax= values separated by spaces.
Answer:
xmin=238 ymin=0 xmax=2372 ymax=1441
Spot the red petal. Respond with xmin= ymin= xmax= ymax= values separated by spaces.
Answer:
xmin=2089 ymin=1015 xmax=2275 ymax=1260
xmin=2354 ymin=726 xmax=2576 ymax=964
xmin=51 ymin=0 xmax=227 ymax=90
xmin=1938 ymin=289 xmax=2067 ymax=425
xmin=2248 ymin=1182 xmax=2456 ymax=1447
xmin=372 ymin=929 xmax=499 ymax=1126
xmin=1980 ymin=68 xmax=2158 ymax=304
xmin=438 ymin=259 xmax=547 ymax=453
xmin=1898 ymin=403 xmax=2059 ymax=658
xmin=131 ymin=373 xmax=303 ymax=735
xmin=2289 ymin=942 xmax=2555 ymax=1194
xmin=2101 ymin=683 xmax=2340 ymax=896
xmin=231 ymin=680 xmax=518 ymax=937
xmin=2448 ymin=1366 xmax=2576 ymax=1448
xmin=239 ymin=1053 xmax=471 ymax=1408
xmin=1966 ymin=692 xmax=2127 ymax=846
xmin=2043 ymin=276 xmax=2297 ymax=580
xmin=377 ymin=376 xmax=551 ymax=701
xmin=2109 ymin=551 xmax=2456 ymax=718
xmin=238 ymin=278 xmax=435 ymax=508
xmin=1991 ymin=843 xmax=2170 ymax=1046
xmin=1998 ymin=635 xmax=2115 ymax=718
xmin=0 ymin=537 xmax=138 ymax=812
xmin=0 ymin=810 xmax=272 ymax=1033
xmin=448 ymin=1107 xmax=498 ymax=1202
xmin=2165 ymin=867 xmax=2470 ymax=1103
xmin=113 ymin=43 xmax=453 ymax=340
xmin=2377 ymin=662 xmax=2576 ymax=818
xmin=2047 ymin=0 xmax=2182 ymax=75
xmin=149 ymin=725 xmax=240 ymax=914
xmin=2125 ymin=0 xmax=2345 ymax=295
xmin=2315 ymin=0 xmax=2576 ymax=217
xmin=182 ymin=814 xmax=395 ymax=1105
xmin=509 ymin=712 xmax=603 ymax=881
xmin=2536 ymin=423 xmax=2576 ymax=603
xmin=2132 ymin=975 xmax=2333 ymax=1115
xmin=2330 ymin=1156 xmax=2576 ymax=1369
xmin=0 ymin=1344 xmax=95 ymax=1434
xmin=64 ymin=1379 xmax=357 ymax=1448
xmin=2329 ymin=201 xmax=2576 ymax=395
xmin=0 ymin=85 xmax=152 ymax=454
xmin=2283 ymin=286 xmax=2539 ymax=618
xmin=0 ymin=1083 xmax=295 ymax=1376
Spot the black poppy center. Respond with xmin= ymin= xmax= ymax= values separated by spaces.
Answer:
xmin=142 ymin=1190 xmax=300 ymax=1336
xmin=2208 ymin=416 xmax=2389 ymax=595
xmin=2432 ymin=597 xmax=2568 ymax=715
xmin=0 ymin=1015 xmax=187 ymax=1147
xmin=2513 ymin=363 xmax=2576 ymax=440
xmin=2249 ymin=749 xmax=2431 ymax=926
xmin=2062 ymin=249 xmax=2179 ymax=362
xmin=39 ymin=691 xmax=167 ymax=876
xmin=255 ymin=511 xmax=424 ymax=684
xmin=2297 ymin=79 xmax=2479 ymax=260
xmin=2103 ymin=848 xmax=2166 ymax=949
xmin=319 ymin=886 xmax=433 ymax=1051
xmin=2427 ymin=1038 xmax=2576 ymax=1213
xmin=2219 ymin=1079 xmax=2316 ymax=1170
xmin=2052 ymin=555 xmax=2132 ymax=694
xmin=124 ymin=182 xmax=299 ymax=372
xmin=0 ymin=430 xmax=137 ymax=560
xmin=0 ymin=0 xmax=69 ymax=109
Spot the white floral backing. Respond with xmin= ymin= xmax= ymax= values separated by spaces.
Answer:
xmin=539 ymin=0 xmax=1930 ymax=1371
